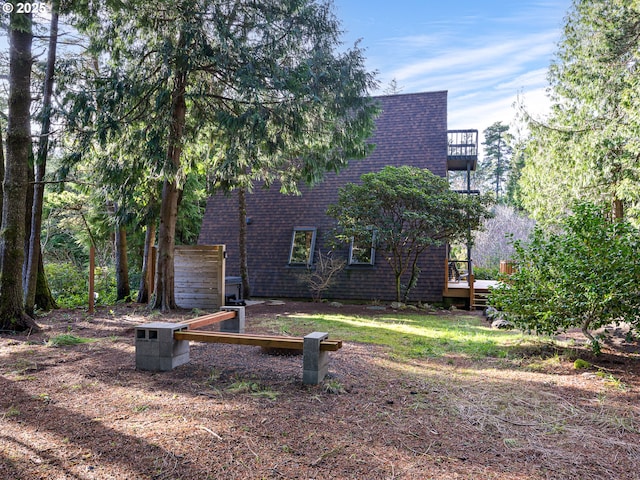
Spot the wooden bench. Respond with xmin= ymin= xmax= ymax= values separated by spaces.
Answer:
xmin=135 ymin=307 xmax=342 ymax=384
xmin=174 ymin=330 xmax=342 ymax=351
xmin=179 ymin=310 xmax=236 ymax=329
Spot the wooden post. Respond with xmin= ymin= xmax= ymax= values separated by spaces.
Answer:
xmin=147 ymin=246 xmax=157 ymax=297
xmin=88 ymin=244 xmax=95 ymax=313
xmin=218 ymin=245 xmax=226 ymax=307
xmin=468 ymin=273 xmax=475 ymax=309
xmin=443 ymin=256 xmax=449 ymax=295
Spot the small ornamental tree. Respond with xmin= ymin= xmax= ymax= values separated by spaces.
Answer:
xmin=489 ymin=202 xmax=640 ymax=351
xmin=327 ymin=166 xmax=493 ymax=302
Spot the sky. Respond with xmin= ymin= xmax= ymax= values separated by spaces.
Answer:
xmin=333 ymin=0 xmax=573 ymax=140
xmin=2 ymin=1 xmax=572 ymax=144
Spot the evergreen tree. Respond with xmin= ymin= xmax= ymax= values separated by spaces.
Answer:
xmin=480 ymin=122 xmax=512 ymax=202
xmin=0 ymin=12 xmax=39 ymax=331
xmin=24 ymin=4 xmax=60 ymax=314
xmin=66 ymin=0 xmax=378 ymax=311
xmin=519 ymin=0 xmax=640 ymax=225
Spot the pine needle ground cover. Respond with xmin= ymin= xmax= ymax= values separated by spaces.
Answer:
xmin=1 ymin=301 xmax=638 ymax=479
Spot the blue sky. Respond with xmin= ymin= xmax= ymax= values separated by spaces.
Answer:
xmin=333 ymin=0 xmax=573 ymax=138
xmin=2 ymin=1 xmax=572 ymax=143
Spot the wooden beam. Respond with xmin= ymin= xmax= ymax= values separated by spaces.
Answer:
xmin=179 ymin=310 xmax=236 ymax=329
xmin=174 ymin=330 xmax=342 ymax=351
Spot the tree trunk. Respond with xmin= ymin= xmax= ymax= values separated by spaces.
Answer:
xmin=613 ymin=198 xmax=624 ymax=221
xmin=238 ymin=186 xmax=251 ymax=299
xmin=0 ymin=123 xmax=4 ymax=272
xmin=402 ymin=251 xmax=423 ymax=303
xmin=152 ymin=68 xmax=187 ymax=312
xmin=154 ymin=181 xmax=180 ymax=311
xmin=394 ymin=273 xmax=402 ymax=303
xmin=35 ymin=250 xmax=57 ymax=311
xmin=23 ymin=148 xmax=34 ymax=292
xmin=137 ymin=220 xmax=156 ymax=304
xmin=0 ymin=12 xmax=39 ymax=331
xmin=24 ymin=6 xmax=58 ymax=315
xmin=0 ymin=117 xmax=4 ymax=219
xmin=115 ymin=223 xmax=131 ymax=301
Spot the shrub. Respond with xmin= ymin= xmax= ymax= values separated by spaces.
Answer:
xmin=490 ymin=202 xmax=640 ymax=351
xmin=473 ymin=266 xmax=499 ymax=280
xmin=45 ymin=263 xmax=87 ymax=308
xmin=297 ymin=250 xmax=346 ymax=302
xmin=44 ymin=262 xmax=124 ymax=308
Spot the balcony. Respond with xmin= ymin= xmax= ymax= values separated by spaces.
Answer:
xmin=447 ymin=129 xmax=478 ymax=171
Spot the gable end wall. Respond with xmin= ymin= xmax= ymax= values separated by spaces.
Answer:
xmin=198 ymin=91 xmax=449 ymax=302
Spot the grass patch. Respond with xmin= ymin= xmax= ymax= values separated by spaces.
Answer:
xmin=46 ymin=334 xmax=98 ymax=347
xmin=227 ymin=380 xmax=279 ymax=400
xmin=253 ymin=312 xmax=553 ymax=361
xmin=323 ymin=378 xmax=346 ymax=394
xmin=2 ymin=405 xmax=20 ymax=419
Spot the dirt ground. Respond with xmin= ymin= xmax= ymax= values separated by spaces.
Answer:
xmin=1 ymin=300 xmax=639 ymax=480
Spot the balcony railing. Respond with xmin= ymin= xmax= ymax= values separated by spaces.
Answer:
xmin=447 ymin=129 xmax=478 ymax=171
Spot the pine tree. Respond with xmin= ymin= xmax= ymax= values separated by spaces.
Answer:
xmin=480 ymin=122 xmax=512 ymax=202
xmin=67 ymin=0 xmax=378 ymax=311
xmin=0 ymin=12 xmax=39 ymax=331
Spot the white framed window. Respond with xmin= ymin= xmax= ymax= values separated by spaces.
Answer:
xmin=349 ymin=229 xmax=376 ymax=265
xmin=289 ymin=227 xmax=317 ymax=265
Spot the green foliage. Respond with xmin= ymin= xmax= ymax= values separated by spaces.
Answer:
xmin=44 ymin=262 xmax=86 ymax=307
xmin=520 ymin=0 xmax=640 ymax=225
xmin=44 ymin=262 xmax=127 ymax=308
xmin=226 ymin=380 xmax=279 ymax=400
xmin=473 ymin=266 xmax=500 ymax=281
xmin=490 ymin=202 xmax=640 ymax=349
xmin=328 ymin=166 xmax=493 ymax=301
xmin=479 ymin=122 xmax=513 ymax=202
xmin=322 ymin=379 xmax=346 ymax=394
xmin=573 ymin=358 xmax=591 ymax=370
xmin=57 ymin=0 xmax=378 ymax=310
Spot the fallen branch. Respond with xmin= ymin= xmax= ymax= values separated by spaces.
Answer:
xmin=198 ymin=425 xmax=222 ymax=440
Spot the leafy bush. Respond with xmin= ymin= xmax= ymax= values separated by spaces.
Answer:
xmin=328 ymin=165 xmax=492 ymax=302
xmin=45 ymin=263 xmax=87 ymax=308
xmin=473 ymin=266 xmax=499 ymax=280
xmin=490 ymin=203 xmax=640 ymax=350
xmin=44 ymin=262 xmax=125 ymax=308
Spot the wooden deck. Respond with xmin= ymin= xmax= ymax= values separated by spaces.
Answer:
xmin=444 ymin=279 xmax=498 ymax=298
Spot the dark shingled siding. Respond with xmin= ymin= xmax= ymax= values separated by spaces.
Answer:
xmin=198 ymin=91 xmax=449 ymax=302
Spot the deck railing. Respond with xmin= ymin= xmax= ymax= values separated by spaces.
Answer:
xmin=447 ymin=129 xmax=478 ymax=158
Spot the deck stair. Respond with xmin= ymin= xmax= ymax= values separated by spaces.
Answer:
xmin=472 ymin=289 xmax=490 ymax=310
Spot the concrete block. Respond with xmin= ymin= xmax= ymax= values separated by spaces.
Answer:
xmin=220 ymin=306 xmax=245 ymax=333
xmin=303 ymin=332 xmax=329 ymax=385
xmin=135 ymin=322 xmax=190 ymax=371
xmin=136 ymin=353 xmax=190 ymax=371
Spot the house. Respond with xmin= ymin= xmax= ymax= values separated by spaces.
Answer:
xmin=198 ymin=90 xmax=477 ymax=303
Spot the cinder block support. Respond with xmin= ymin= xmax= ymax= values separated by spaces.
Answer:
xmin=135 ymin=322 xmax=190 ymax=371
xmin=303 ymin=332 xmax=329 ymax=385
xmin=220 ymin=306 xmax=245 ymax=333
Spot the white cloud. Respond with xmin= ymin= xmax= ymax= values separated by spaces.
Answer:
xmin=350 ymin=0 xmax=571 ymax=152
xmin=495 ymin=68 xmax=549 ymax=91
xmin=389 ymin=30 xmax=559 ymax=83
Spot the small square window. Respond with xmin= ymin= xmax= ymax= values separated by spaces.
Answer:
xmin=349 ymin=230 xmax=376 ymax=265
xmin=289 ymin=227 xmax=317 ymax=265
